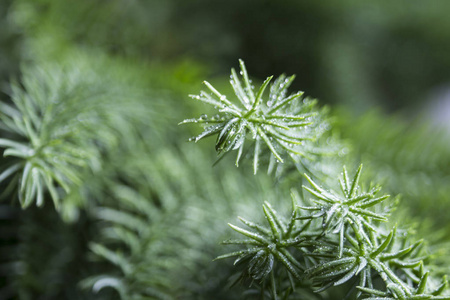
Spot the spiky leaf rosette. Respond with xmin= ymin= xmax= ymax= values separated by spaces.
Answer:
xmin=300 ymin=166 xmax=449 ymax=299
xmin=180 ymin=59 xmax=329 ymax=174
xmin=0 ymin=63 xmax=144 ymax=213
xmin=0 ymin=66 xmax=102 ymax=209
xmin=216 ymin=199 xmax=311 ymax=298
xmin=306 ymin=225 xmax=449 ymax=299
xmin=299 ymin=164 xmax=390 ymax=258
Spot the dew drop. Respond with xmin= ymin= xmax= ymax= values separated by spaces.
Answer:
xmin=338 ymin=148 xmax=349 ymax=157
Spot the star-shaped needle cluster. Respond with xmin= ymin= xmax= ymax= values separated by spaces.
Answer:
xmin=180 ymin=59 xmax=328 ymax=174
xmin=216 ymin=200 xmax=309 ymax=285
xmin=299 ymin=164 xmax=390 ymax=257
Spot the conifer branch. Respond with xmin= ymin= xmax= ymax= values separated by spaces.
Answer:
xmin=180 ymin=59 xmax=329 ymax=174
xmin=185 ymin=61 xmax=449 ymax=299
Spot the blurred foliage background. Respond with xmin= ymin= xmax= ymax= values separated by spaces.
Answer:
xmin=8 ymin=0 xmax=450 ymax=113
xmin=0 ymin=0 xmax=450 ymax=299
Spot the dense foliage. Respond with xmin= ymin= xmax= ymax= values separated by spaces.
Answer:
xmin=1 ymin=1 xmax=450 ymax=299
xmin=183 ymin=62 xmax=450 ymax=299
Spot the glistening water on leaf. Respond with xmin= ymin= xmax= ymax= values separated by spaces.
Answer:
xmin=298 ymin=164 xmax=390 ymax=258
xmin=216 ymin=198 xmax=309 ymax=296
xmin=181 ymin=63 xmax=450 ymax=299
xmin=180 ymin=59 xmax=328 ymax=174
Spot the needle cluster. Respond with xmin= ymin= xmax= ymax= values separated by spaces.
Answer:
xmin=217 ymin=165 xmax=449 ymax=299
xmin=180 ymin=59 xmax=328 ymax=174
xmin=183 ymin=60 xmax=449 ymax=299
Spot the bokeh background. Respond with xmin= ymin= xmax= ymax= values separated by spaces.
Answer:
xmin=150 ymin=0 xmax=450 ymax=115
xmin=1 ymin=0 xmax=450 ymax=299
xmin=3 ymin=0 xmax=450 ymax=116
